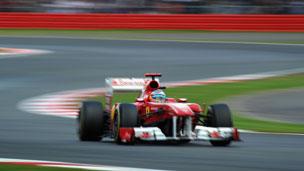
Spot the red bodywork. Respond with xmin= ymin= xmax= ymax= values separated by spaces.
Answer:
xmin=112 ymin=77 xmax=203 ymax=142
xmin=133 ymin=78 xmax=202 ymax=128
xmin=106 ymin=73 xmax=240 ymax=144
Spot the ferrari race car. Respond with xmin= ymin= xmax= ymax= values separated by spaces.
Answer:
xmin=77 ymin=73 xmax=240 ymax=146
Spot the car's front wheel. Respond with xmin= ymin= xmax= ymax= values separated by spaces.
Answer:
xmin=113 ymin=103 xmax=138 ymax=144
xmin=206 ymin=104 xmax=233 ymax=146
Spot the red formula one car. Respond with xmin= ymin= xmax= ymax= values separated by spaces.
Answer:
xmin=78 ymin=73 xmax=240 ymax=146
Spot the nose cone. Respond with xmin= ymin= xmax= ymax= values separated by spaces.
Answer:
xmin=167 ymin=103 xmax=194 ymax=116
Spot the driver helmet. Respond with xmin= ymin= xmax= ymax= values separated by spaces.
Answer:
xmin=150 ymin=90 xmax=166 ymax=103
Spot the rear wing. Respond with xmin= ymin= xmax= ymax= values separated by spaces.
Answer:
xmin=105 ymin=78 xmax=146 ymax=95
xmin=105 ymin=73 xmax=162 ymax=113
xmin=105 ymin=77 xmax=159 ymax=112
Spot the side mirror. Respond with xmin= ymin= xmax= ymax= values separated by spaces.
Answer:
xmin=178 ymin=98 xmax=187 ymax=103
xmin=136 ymin=98 xmax=144 ymax=102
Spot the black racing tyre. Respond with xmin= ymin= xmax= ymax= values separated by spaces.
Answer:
xmin=113 ymin=103 xmax=138 ymax=144
xmin=78 ymin=101 xmax=104 ymax=141
xmin=207 ymin=104 xmax=233 ymax=146
xmin=206 ymin=104 xmax=233 ymax=127
xmin=119 ymin=103 xmax=138 ymax=127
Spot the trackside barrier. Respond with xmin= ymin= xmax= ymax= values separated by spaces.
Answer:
xmin=0 ymin=13 xmax=304 ymax=32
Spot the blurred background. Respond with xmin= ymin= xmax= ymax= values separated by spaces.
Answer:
xmin=0 ymin=0 xmax=304 ymax=14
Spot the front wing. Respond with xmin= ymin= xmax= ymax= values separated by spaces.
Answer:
xmin=119 ymin=126 xmax=240 ymax=143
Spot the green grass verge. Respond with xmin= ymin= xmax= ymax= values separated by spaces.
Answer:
xmin=95 ymin=73 xmax=304 ymax=133
xmin=1 ymin=29 xmax=304 ymax=44
xmin=0 ymin=164 xmax=93 ymax=171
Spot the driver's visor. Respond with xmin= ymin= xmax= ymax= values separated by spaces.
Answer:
xmin=152 ymin=94 xmax=166 ymax=99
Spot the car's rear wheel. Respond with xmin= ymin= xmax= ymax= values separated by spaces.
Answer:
xmin=206 ymin=104 xmax=233 ymax=146
xmin=78 ymin=101 xmax=104 ymax=141
xmin=113 ymin=103 xmax=138 ymax=144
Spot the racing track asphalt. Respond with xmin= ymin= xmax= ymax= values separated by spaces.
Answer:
xmin=226 ymin=88 xmax=304 ymax=124
xmin=0 ymin=36 xmax=304 ymax=171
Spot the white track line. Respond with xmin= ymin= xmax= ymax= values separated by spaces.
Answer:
xmin=0 ymin=158 xmax=168 ymax=171
xmin=0 ymin=47 xmax=51 ymax=59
